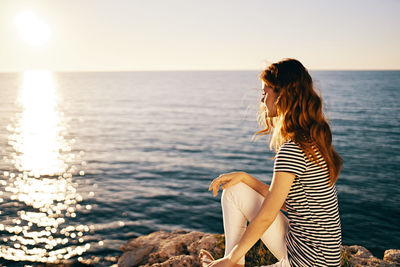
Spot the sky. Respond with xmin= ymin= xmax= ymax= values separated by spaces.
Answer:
xmin=0 ymin=0 xmax=399 ymax=72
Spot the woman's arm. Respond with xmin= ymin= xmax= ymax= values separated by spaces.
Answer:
xmin=242 ymin=172 xmax=269 ymax=197
xmin=209 ymin=171 xmax=286 ymax=211
xmin=242 ymin=172 xmax=287 ymax=211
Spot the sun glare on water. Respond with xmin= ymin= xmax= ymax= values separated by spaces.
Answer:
xmin=0 ymin=70 xmax=93 ymax=263
xmin=14 ymin=10 xmax=52 ymax=46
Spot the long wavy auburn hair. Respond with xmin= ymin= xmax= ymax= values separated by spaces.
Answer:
xmin=255 ymin=58 xmax=342 ymax=187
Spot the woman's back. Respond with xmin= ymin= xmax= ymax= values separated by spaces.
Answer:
xmin=274 ymin=140 xmax=342 ymax=266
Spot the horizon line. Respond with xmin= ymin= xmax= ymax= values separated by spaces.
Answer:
xmin=0 ymin=68 xmax=399 ymax=73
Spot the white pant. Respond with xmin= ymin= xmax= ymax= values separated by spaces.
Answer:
xmin=221 ymin=182 xmax=291 ymax=267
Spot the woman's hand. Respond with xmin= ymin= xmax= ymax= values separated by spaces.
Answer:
xmin=208 ymin=171 xmax=246 ymax=197
xmin=206 ymin=257 xmax=235 ymax=267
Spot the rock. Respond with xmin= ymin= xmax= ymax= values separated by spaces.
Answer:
xmin=117 ymin=229 xmax=223 ymax=267
xmin=341 ymin=245 xmax=400 ymax=267
xmin=118 ymin=248 xmax=154 ymax=267
xmin=118 ymin=230 xmax=399 ymax=267
xmin=384 ymin=249 xmax=400 ymax=265
xmin=147 ymin=255 xmax=198 ymax=267
xmin=34 ymin=262 xmax=95 ymax=267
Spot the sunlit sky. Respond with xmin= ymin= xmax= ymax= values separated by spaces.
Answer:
xmin=0 ymin=0 xmax=399 ymax=72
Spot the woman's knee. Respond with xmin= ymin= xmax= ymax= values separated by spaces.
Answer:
xmin=223 ymin=181 xmax=246 ymax=192
xmin=221 ymin=181 xmax=247 ymax=200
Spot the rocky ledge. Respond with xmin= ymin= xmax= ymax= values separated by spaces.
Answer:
xmin=117 ymin=229 xmax=400 ymax=267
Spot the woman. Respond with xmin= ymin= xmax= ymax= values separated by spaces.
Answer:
xmin=199 ymin=58 xmax=343 ymax=267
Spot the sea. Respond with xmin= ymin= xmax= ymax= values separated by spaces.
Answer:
xmin=0 ymin=70 xmax=399 ymax=266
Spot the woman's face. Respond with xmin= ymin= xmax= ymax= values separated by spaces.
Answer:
xmin=261 ymin=81 xmax=278 ymax=117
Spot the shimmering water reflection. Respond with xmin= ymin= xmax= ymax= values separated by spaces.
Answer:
xmin=0 ymin=70 xmax=91 ymax=263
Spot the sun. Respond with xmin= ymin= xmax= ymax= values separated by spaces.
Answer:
xmin=15 ymin=10 xmax=52 ymax=46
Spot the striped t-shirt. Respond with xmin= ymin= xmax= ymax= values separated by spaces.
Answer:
xmin=273 ymin=140 xmax=342 ymax=267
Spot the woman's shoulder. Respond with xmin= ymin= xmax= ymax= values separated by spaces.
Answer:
xmin=274 ymin=139 xmax=307 ymax=176
xmin=276 ymin=139 xmax=307 ymax=161
xmin=279 ymin=139 xmax=304 ymax=154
